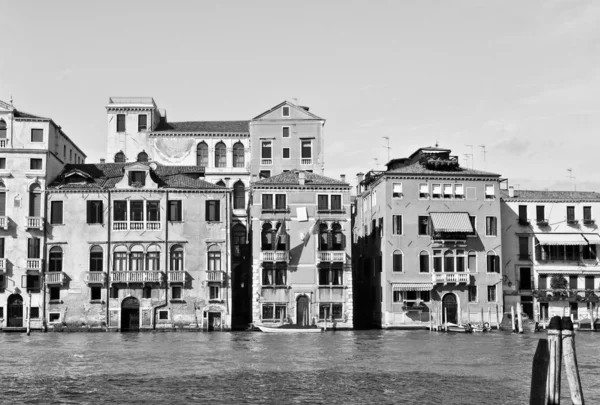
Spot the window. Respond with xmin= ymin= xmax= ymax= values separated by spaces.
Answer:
xmin=282 ymin=148 xmax=290 ymax=159
xmin=113 ymin=247 xmax=127 ymax=271
xmin=418 ymin=216 xmax=429 ymax=236
xmin=25 ymin=274 xmax=41 ymax=292
xmin=419 ymin=252 xmax=430 ymax=273
xmin=90 ymin=246 xmax=103 ymax=271
xmin=419 ymin=183 xmax=429 ymax=199
xmin=158 ymin=310 xmax=169 ymax=320
xmin=262 ymin=303 xmax=287 ymax=320
xmin=485 ymin=184 xmax=495 ymax=199
xmin=172 ymin=286 xmax=182 ymax=300
xmin=317 ymin=195 xmax=328 ymax=210
xmin=114 ymin=152 xmax=125 ymax=163
xmin=282 ymin=127 xmax=290 ymax=137
xmin=28 ymin=238 xmax=41 ymax=258
xmin=30 ymin=307 xmax=40 ymax=319
xmin=110 ymin=286 xmax=119 ymax=299
xmin=48 ymin=247 xmax=62 ymax=272
xmin=319 ymin=303 xmax=343 ymax=320
xmin=86 ymin=200 xmax=103 ymax=224
xmin=372 ymin=191 xmax=377 ymax=206
xmin=261 ymin=141 xmax=272 ymax=159
xmin=209 ymin=285 xmax=220 ymax=300
xmin=392 ymin=215 xmax=402 ymax=235
xmin=275 ymin=194 xmax=286 ymax=210
xmin=0 ymin=158 xmax=5 ymax=169
xmin=197 ymin=142 xmax=208 ymax=166
xmin=116 ymin=114 xmax=126 ymax=132
xmin=393 ymin=183 xmax=402 ymax=198
xmin=393 ymin=251 xmax=403 ymax=272
xmin=433 ymin=250 xmax=442 ymax=272
xmin=143 ymin=286 xmax=152 ymax=299
xmin=567 ymin=206 xmax=575 ymax=222
xmin=468 ymin=286 xmax=477 ymax=302
xmin=519 ymin=237 xmax=529 ymax=259
xmin=130 ymin=201 xmax=143 ymax=222
xmin=129 ymin=171 xmax=146 ymax=186
xmin=584 ymin=206 xmax=592 ymax=221
xmin=469 ymin=216 xmax=476 ymax=236
xmin=168 ymin=200 xmax=182 ymax=221
xmin=147 ymin=201 xmax=160 ymax=222
xmin=129 ymin=247 xmax=144 ymax=271
xmin=259 ymin=170 xmax=270 ymax=179
xmin=91 ymin=286 xmax=101 ymax=301
xmin=536 ymin=206 xmax=545 ymax=222
xmin=519 ymin=205 xmax=528 ymax=224
xmin=50 ymin=286 xmax=60 ymax=301
xmin=583 ymin=244 xmax=597 ymax=260
xmin=31 ymin=129 xmax=43 ymax=142
xmin=318 ymin=267 xmax=343 ymax=285
xmin=215 ymin=142 xmax=226 ymax=168
xmin=114 ymin=200 xmax=127 ymax=222
xmin=282 ymin=106 xmax=290 ymax=117
xmin=487 ymin=285 xmax=497 ymax=301
xmin=216 ymin=180 xmax=226 ymax=187
xmin=233 ymin=181 xmax=245 ymax=209
xmin=263 ymin=267 xmax=287 ymax=285
xmin=262 ymin=194 xmax=273 ymax=210
xmin=138 ymin=115 xmax=147 ymax=131
xmin=0 ymin=120 xmax=5 ymax=139
xmin=432 ymin=184 xmax=442 ymax=199
xmin=444 ymin=250 xmax=454 ymax=272
xmin=456 ymin=250 xmax=466 ymax=272
xmin=468 ymin=251 xmax=477 ymax=272
xmin=487 ymin=251 xmax=499 ymax=273
xmin=208 ymin=251 xmax=221 ymax=271
xmin=30 ymin=159 xmax=42 ymax=170
xmin=146 ymin=246 xmax=160 ymax=271
xmin=170 ymin=245 xmax=184 ymax=271
xmin=233 ymin=142 xmax=245 ymax=168
xmin=206 ymin=200 xmax=220 ymax=221
xmin=49 ymin=313 xmax=61 ymax=323
xmin=485 ymin=216 xmax=497 ymax=236
xmin=301 ymin=140 xmax=312 ymax=159
xmin=0 ymin=238 xmax=4 ymax=258
xmin=29 ymin=183 xmax=41 ymax=216
xmin=443 ymin=184 xmax=452 ymax=199
xmin=50 ymin=201 xmax=63 ymax=224
xmin=137 ymin=151 xmax=148 ymax=162
xmin=454 ymin=184 xmax=464 ymax=199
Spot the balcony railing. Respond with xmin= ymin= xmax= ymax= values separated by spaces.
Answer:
xmin=260 ymin=251 xmax=289 ymax=262
xmin=533 ymin=289 xmax=599 ymax=303
xmin=113 ymin=221 xmax=127 ymax=231
xmin=261 ymin=206 xmax=291 ymax=214
xmin=537 ymin=219 xmax=549 ymax=226
xmin=206 ymin=271 xmax=224 ymax=282
xmin=518 ymin=219 xmax=531 ymax=226
xmin=168 ymin=271 xmax=186 ymax=283
xmin=301 ymin=158 xmax=312 ymax=165
xmin=129 ymin=221 xmax=144 ymax=230
xmin=0 ymin=258 xmax=5 ymax=271
xmin=584 ymin=219 xmax=596 ymax=225
xmin=261 ymin=159 xmax=273 ymax=166
xmin=0 ymin=216 xmax=7 ymax=230
xmin=432 ymin=273 xmax=470 ymax=284
xmin=316 ymin=208 xmax=346 ymax=215
xmin=317 ymin=251 xmax=346 ymax=262
xmin=147 ymin=221 xmax=161 ymax=230
xmin=113 ymin=221 xmax=162 ymax=231
xmin=46 ymin=272 xmax=66 ymax=285
xmin=567 ymin=219 xmax=579 ymax=225
xmin=85 ymin=271 xmax=106 ymax=284
xmin=111 ymin=271 xmax=163 ymax=283
xmin=27 ymin=258 xmax=42 ymax=270
xmin=0 ymin=139 xmax=7 ymax=148
xmin=26 ymin=217 xmax=43 ymax=230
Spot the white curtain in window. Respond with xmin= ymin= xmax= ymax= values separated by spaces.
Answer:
xmin=455 ymin=184 xmax=464 ymax=196
xmin=485 ymin=185 xmax=494 ymax=196
xmin=443 ymin=184 xmax=452 ymax=195
xmin=419 ymin=184 xmax=429 ymax=193
xmin=432 ymin=184 xmax=441 ymax=194
xmin=393 ymin=183 xmax=402 ymax=193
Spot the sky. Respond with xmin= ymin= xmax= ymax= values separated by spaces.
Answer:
xmin=1 ymin=0 xmax=599 ymax=191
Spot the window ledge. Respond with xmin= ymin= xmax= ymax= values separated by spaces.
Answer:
xmin=260 ymin=285 xmax=290 ymax=289
xmin=170 ymin=299 xmax=186 ymax=303
xmin=89 ymin=300 xmax=104 ymax=304
xmin=49 ymin=300 xmax=62 ymax=304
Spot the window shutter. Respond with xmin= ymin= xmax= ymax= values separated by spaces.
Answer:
xmin=87 ymin=201 xmax=93 ymax=223
xmin=495 ymin=256 xmax=500 ymax=273
xmin=0 ymin=192 xmax=5 ymax=216
xmin=539 ymin=275 xmax=547 ymax=289
xmin=215 ymin=201 xmax=220 ymax=221
xmin=327 ymin=232 xmax=333 ymax=250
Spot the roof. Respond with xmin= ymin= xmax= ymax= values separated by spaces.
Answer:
xmin=386 ymin=160 xmax=500 ymax=177
xmin=429 ymin=212 xmax=474 ymax=233
xmin=13 ymin=110 xmax=49 ymax=120
xmin=254 ymin=170 xmax=349 ymax=187
xmin=152 ymin=120 xmax=249 ymax=134
xmin=252 ymin=100 xmax=324 ymax=120
xmin=502 ymin=190 xmax=600 ymax=202
xmin=48 ymin=163 xmax=224 ymax=190
xmin=108 ymin=97 xmax=155 ymax=105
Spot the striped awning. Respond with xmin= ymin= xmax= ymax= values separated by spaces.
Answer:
xmin=392 ymin=283 xmax=434 ymax=291
xmin=429 ymin=212 xmax=473 ymax=233
xmin=584 ymin=234 xmax=600 ymax=244
xmin=535 ymin=233 xmax=588 ymax=245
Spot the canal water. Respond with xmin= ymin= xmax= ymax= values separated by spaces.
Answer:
xmin=2 ymin=330 xmax=599 ymax=404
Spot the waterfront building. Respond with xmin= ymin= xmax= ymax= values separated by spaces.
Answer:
xmin=45 ymin=161 xmax=231 ymax=331
xmin=0 ymin=99 xmax=86 ymax=330
xmin=352 ymin=147 xmax=503 ymax=329
xmin=250 ymin=170 xmax=353 ymax=328
xmin=249 ymin=101 xmax=325 ymax=179
xmin=501 ymin=188 xmax=600 ymax=322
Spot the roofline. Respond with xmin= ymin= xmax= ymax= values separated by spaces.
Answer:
xmin=252 ymin=100 xmax=325 ymax=121
xmin=13 ymin=114 xmax=87 ymax=158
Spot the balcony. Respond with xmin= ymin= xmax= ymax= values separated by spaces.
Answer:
xmin=168 ymin=271 xmax=187 ymax=283
xmin=111 ymin=271 xmax=163 ymax=283
xmin=533 ymin=289 xmax=599 ymax=303
xmin=432 ymin=273 xmax=470 ymax=284
xmin=568 ymin=219 xmax=579 ymax=225
xmin=85 ymin=271 xmax=106 ymax=284
xmin=537 ymin=219 xmax=549 ymax=227
xmin=316 ymin=208 xmax=346 ymax=215
xmin=206 ymin=271 xmax=224 ymax=282
xmin=518 ymin=219 xmax=531 ymax=226
xmin=113 ymin=221 xmax=127 ymax=231
xmin=261 ymin=159 xmax=273 ymax=166
xmin=46 ymin=272 xmax=66 ymax=285
xmin=261 ymin=206 xmax=290 ymax=214
xmin=301 ymin=158 xmax=312 ymax=165
xmin=584 ymin=219 xmax=596 ymax=225
xmin=317 ymin=251 xmax=346 ymax=263
xmin=129 ymin=221 xmax=144 ymax=231
xmin=260 ymin=251 xmax=289 ymax=262
xmin=26 ymin=259 xmax=42 ymax=271
xmin=26 ymin=217 xmax=43 ymax=230
xmin=0 ymin=216 xmax=7 ymax=230
xmin=146 ymin=221 xmax=161 ymax=231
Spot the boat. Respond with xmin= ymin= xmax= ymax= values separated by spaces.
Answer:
xmin=471 ymin=322 xmax=491 ymax=333
xmin=446 ymin=323 xmax=472 ymax=333
xmin=255 ymin=325 xmax=323 ymax=333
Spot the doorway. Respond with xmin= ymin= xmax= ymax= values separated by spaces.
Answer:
xmin=521 ymin=296 xmax=534 ymax=319
xmin=7 ymin=294 xmax=24 ymax=327
xmin=208 ymin=312 xmax=222 ymax=331
xmin=121 ymin=297 xmax=140 ymax=331
xmin=442 ymin=293 xmax=458 ymax=324
xmin=296 ymin=295 xmax=309 ymax=326
xmin=519 ymin=267 xmax=532 ymax=290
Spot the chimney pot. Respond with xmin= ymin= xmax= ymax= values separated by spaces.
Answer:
xmin=224 ymin=177 xmax=231 ymax=188
xmin=100 ymin=158 xmax=105 ymax=164
xmin=508 ymin=186 xmax=515 ymax=198
xmin=340 ymin=174 xmax=346 ymax=182
xmin=299 ymin=172 xmax=306 ymax=186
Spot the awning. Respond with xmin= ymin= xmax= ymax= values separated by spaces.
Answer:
xmin=429 ymin=212 xmax=473 ymax=233
xmin=583 ymin=234 xmax=600 ymax=244
xmin=392 ymin=283 xmax=434 ymax=291
xmin=535 ymin=233 xmax=587 ymax=245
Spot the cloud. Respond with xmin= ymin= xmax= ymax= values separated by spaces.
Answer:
xmin=492 ymin=135 xmax=530 ymax=156
xmin=58 ymin=67 xmax=73 ymax=80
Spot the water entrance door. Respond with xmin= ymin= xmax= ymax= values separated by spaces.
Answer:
xmin=519 ymin=267 xmax=532 ymax=290
xmin=208 ymin=312 xmax=221 ymax=331
xmin=442 ymin=293 xmax=458 ymax=324
xmin=296 ymin=295 xmax=309 ymax=326
xmin=121 ymin=297 xmax=140 ymax=331
xmin=7 ymin=294 xmax=23 ymax=327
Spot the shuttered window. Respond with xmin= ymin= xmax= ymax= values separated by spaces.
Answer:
xmin=0 ymin=238 xmax=4 ymax=258
xmin=27 ymin=238 xmax=40 ymax=259
xmin=392 ymin=215 xmax=402 ymax=235
xmin=0 ymin=192 xmax=5 ymax=216
xmin=275 ymin=194 xmax=286 ymax=210
xmin=50 ymin=201 xmax=63 ymax=224
xmin=393 ymin=252 xmax=403 ymax=272
xmin=114 ymin=201 xmax=127 ymax=221
xmin=331 ymin=195 xmax=342 ymax=210
xmin=31 ymin=129 xmax=43 ymax=142
xmin=536 ymin=206 xmax=545 ymax=221
xmin=485 ymin=217 xmax=497 ymax=236
xmin=146 ymin=201 xmax=160 ymax=222
xmin=29 ymin=189 xmax=41 ymax=216
xmin=87 ymin=200 xmax=103 ymax=224
xmin=138 ymin=115 xmax=147 ymax=131
xmin=487 ymin=252 xmax=500 ymax=273
xmin=538 ymin=275 xmax=547 ymax=290
xmin=262 ymin=194 xmax=273 ymax=210
xmin=317 ymin=195 xmax=328 ymax=210
xmin=206 ymin=200 xmax=220 ymax=221
xmin=116 ymin=114 xmax=126 ymax=132
xmin=167 ymin=200 xmax=182 ymax=222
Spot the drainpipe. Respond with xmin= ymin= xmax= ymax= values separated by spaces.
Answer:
xmin=225 ymin=189 xmax=231 ymax=330
xmin=153 ymin=190 xmax=169 ymax=329
xmin=42 ymin=188 xmax=49 ymax=332
xmin=106 ymin=190 xmax=111 ymax=330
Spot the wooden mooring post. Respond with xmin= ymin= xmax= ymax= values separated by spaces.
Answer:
xmin=546 ymin=316 xmax=562 ymax=404
xmin=518 ymin=304 xmax=524 ymax=334
xmin=562 ymin=317 xmax=584 ymax=404
xmin=511 ymin=306 xmax=516 ymax=332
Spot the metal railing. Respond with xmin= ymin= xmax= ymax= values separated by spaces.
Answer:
xmin=111 ymin=271 xmax=163 ymax=283
xmin=260 ymin=251 xmax=289 ymax=262
xmin=168 ymin=271 xmax=186 ymax=283
xmin=26 ymin=217 xmax=43 ymax=230
xmin=317 ymin=251 xmax=346 ymax=262
xmin=85 ymin=271 xmax=106 ymax=284
xmin=432 ymin=273 xmax=470 ymax=284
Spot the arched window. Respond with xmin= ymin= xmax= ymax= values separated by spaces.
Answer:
xmin=170 ymin=244 xmax=184 ymax=271
xmin=130 ymin=245 xmax=144 ymax=271
xmin=90 ymin=245 xmax=103 ymax=271
xmin=208 ymin=245 xmax=221 ymax=272
xmin=393 ymin=250 xmax=403 ymax=272
xmin=196 ymin=142 xmax=208 ymax=167
xmin=215 ymin=142 xmax=226 ymax=168
xmin=29 ymin=183 xmax=41 ymax=217
xmin=0 ymin=119 xmax=7 ymax=139
xmin=233 ymin=142 xmax=244 ymax=168
xmin=275 ymin=222 xmax=287 ymax=250
xmin=233 ymin=181 xmax=245 ymax=209
xmin=147 ymin=244 xmax=160 ymax=271
xmin=468 ymin=250 xmax=477 ymax=272
xmin=216 ymin=180 xmax=226 ymax=187
xmin=332 ymin=223 xmax=344 ymax=250
xmin=232 ymin=224 xmax=246 ymax=258
xmin=319 ymin=223 xmax=329 ymax=251
xmin=444 ymin=250 xmax=454 ymax=272
xmin=114 ymin=152 xmax=126 ymax=163
xmin=419 ymin=251 xmax=430 ymax=273
xmin=49 ymin=246 xmax=62 ymax=272
xmin=261 ymin=223 xmax=273 ymax=250
xmin=456 ymin=249 xmax=466 ymax=272
xmin=113 ymin=245 xmax=127 ymax=271
xmin=137 ymin=151 xmax=148 ymax=162
xmin=433 ymin=249 xmax=442 ymax=273
xmin=487 ymin=251 xmax=499 ymax=273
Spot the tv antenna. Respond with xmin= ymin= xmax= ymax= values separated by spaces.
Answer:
xmin=382 ymin=137 xmax=391 ymax=162
xmin=479 ymin=145 xmax=487 ymax=170
xmin=373 ymin=157 xmax=381 ymax=171
xmin=465 ymin=145 xmax=474 ymax=169
xmin=567 ymin=168 xmax=576 ymax=191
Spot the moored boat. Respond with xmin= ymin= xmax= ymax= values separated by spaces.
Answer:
xmin=446 ymin=323 xmax=472 ymax=333
xmin=256 ymin=325 xmax=323 ymax=333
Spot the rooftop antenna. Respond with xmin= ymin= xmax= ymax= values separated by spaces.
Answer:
xmin=465 ymin=145 xmax=474 ymax=169
xmin=479 ymin=145 xmax=487 ymax=170
xmin=567 ymin=168 xmax=576 ymax=191
xmin=435 ymin=140 xmax=439 ymax=147
xmin=292 ymin=98 xmax=298 ymax=105
xmin=373 ymin=157 xmax=380 ymax=171
xmin=382 ymin=136 xmax=391 ymax=162
xmin=9 ymin=95 xmax=13 ymax=106
xmin=463 ymin=153 xmax=473 ymax=169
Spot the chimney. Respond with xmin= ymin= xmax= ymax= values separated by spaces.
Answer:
xmin=298 ymin=172 xmax=306 ymax=186
xmin=340 ymin=174 xmax=346 ymax=183
xmin=508 ymin=186 xmax=515 ymax=198
xmin=224 ymin=177 xmax=231 ymax=188
xmin=356 ymin=172 xmax=364 ymax=194
xmin=100 ymin=158 xmax=105 ymax=164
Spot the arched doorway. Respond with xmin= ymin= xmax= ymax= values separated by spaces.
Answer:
xmin=7 ymin=294 xmax=24 ymax=327
xmin=121 ymin=297 xmax=140 ymax=331
xmin=442 ymin=293 xmax=458 ymax=324
xmin=296 ymin=295 xmax=310 ymax=326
